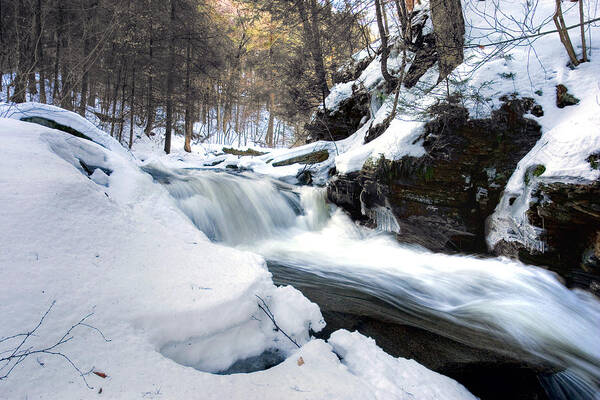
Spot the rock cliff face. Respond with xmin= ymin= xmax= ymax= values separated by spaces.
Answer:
xmin=493 ymin=181 xmax=600 ymax=294
xmin=328 ymin=98 xmax=543 ymax=253
xmin=327 ymin=94 xmax=600 ymax=289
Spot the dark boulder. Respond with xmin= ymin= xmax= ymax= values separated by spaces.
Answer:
xmin=21 ymin=116 xmax=92 ymax=141
xmin=306 ymin=88 xmax=370 ymax=142
xmin=556 ymin=84 xmax=580 ymax=108
xmin=272 ymin=149 xmax=329 ymax=167
xmin=295 ymin=169 xmax=313 ymax=186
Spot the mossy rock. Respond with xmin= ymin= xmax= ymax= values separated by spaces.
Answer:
xmin=421 ymin=165 xmax=435 ymax=182
xmin=556 ymin=84 xmax=580 ymax=108
xmin=587 ymin=153 xmax=600 ymax=170
xmin=524 ymin=164 xmax=546 ymax=185
xmin=272 ymin=149 xmax=329 ymax=167
xmin=222 ymin=147 xmax=267 ymax=157
xmin=20 ymin=116 xmax=92 ymax=141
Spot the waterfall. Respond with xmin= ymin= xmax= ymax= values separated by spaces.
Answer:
xmin=145 ymin=164 xmax=600 ymax=394
xmin=144 ymin=165 xmax=302 ymax=244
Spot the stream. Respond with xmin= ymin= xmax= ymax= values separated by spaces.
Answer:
xmin=144 ymin=165 xmax=600 ymax=400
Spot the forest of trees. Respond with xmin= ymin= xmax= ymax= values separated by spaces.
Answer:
xmin=0 ymin=0 xmax=375 ymax=152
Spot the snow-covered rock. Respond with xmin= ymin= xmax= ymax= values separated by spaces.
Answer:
xmin=0 ymin=102 xmax=133 ymax=160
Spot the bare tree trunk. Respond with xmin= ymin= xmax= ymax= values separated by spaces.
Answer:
xmin=374 ymin=0 xmax=396 ymax=87
xmin=309 ymin=0 xmax=329 ymax=101
xmin=88 ymin=78 xmax=96 ymax=107
xmin=234 ymin=91 xmax=240 ymax=135
xmin=144 ymin=3 xmax=154 ymax=137
xmin=79 ymin=0 xmax=93 ymax=118
xmin=110 ymin=61 xmax=122 ymax=137
xmin=35 ymin=0 xmax=46 ymax=103
xmin=255 ymin=107 xmax=260 ymax=143
xmin=0 ymin=0 xmax=4 ymax=93
xmin=102 ymin=74 xmax=110 ymax=114
xmin=266 ymin=92 xmax=275 ymax=147
xmin=52 ymin=14 xmax=61 ymax=103
xmin=297 ymin=0 xmax=329 ymax=106
xmin=118 ymin=64 xmax=128 ymax=142
xmin=184 ymin=34 xmax=192 ymax=153
xmin=382 ymin=0 xmax=390 ymax=36
xmin=129 ymin=65 xmax=135 ymax=149
xmin=394 ymin=0 xmax=410 ymax=40
xmin=579 ymin=0 xmax=587 ymax=63
xmin=164 ymin=0 xmax=176 ymax=154
xmin=216 ymin=84 xmax=221 ymax=134
xmin=6 ymin=72 xmax=11 ymax=100
xmin=60 ymin=63 xmax=71 ymax=109
xmin=554 ymin=0 xmax=580 ymax=66
xmin=78 ymin=44 xmax=90 ymax=115
xmin=11 ymin=0 xmax=27 ymax=103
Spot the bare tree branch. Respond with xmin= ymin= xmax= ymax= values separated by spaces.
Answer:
xmin=0 ymin=301 xmax=111 ymax=389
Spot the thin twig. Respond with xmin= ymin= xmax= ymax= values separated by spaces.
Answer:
xmin=0 ymin=302 xmax=111 ymax=389
xmin=255 ymin=295 xmax=300 ymax=348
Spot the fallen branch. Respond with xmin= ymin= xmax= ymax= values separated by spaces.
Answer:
xmin=0 ymin=301 xmax=111 ymax=389
xmin=255 ymin=295 xmax=300 ymax=348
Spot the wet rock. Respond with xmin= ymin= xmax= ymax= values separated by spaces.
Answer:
xmin=587 ymin=153 xmax=600 ymax=170
xmin=296 ymin=169 xmax=313 ymax=186
xmin=333 ymin=52 xmax=377 ymax=85
xmin=328 ymin=172 xmax=366 ymax=221
xmin=20 ymin=116 xmax=92 ymax=141
xmin=222 ymin=147 xmax=266 ymax=157
xmin=531 ymin=104 xmax=544 ymax=117
xmin=363 ymin=118 xmax=390 ymax=144
xmin=404 ymin=34 xmax=438 ymax=89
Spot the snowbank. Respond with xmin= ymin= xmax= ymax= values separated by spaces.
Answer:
xmin=470 ymin=1 xmax=600 ymax=250
xmin=330 ymin=330 xmax=477 ymax=400
xmin=0 ymin=102 xmax=133 ymax=160
xmin=0 ymin=118 xmax=475 ymax=399
xmin=335 ymin=118 xmax=425 ymax=175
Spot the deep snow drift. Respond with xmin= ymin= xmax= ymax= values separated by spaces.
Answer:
xmin=0 ymin=117 xmax=476 ymax=399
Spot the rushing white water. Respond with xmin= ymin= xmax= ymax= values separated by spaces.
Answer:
xmin=147 ymin=166 xmax=301 ymax=244
xmin=145 ymin=165 xmax=600 ymax=392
